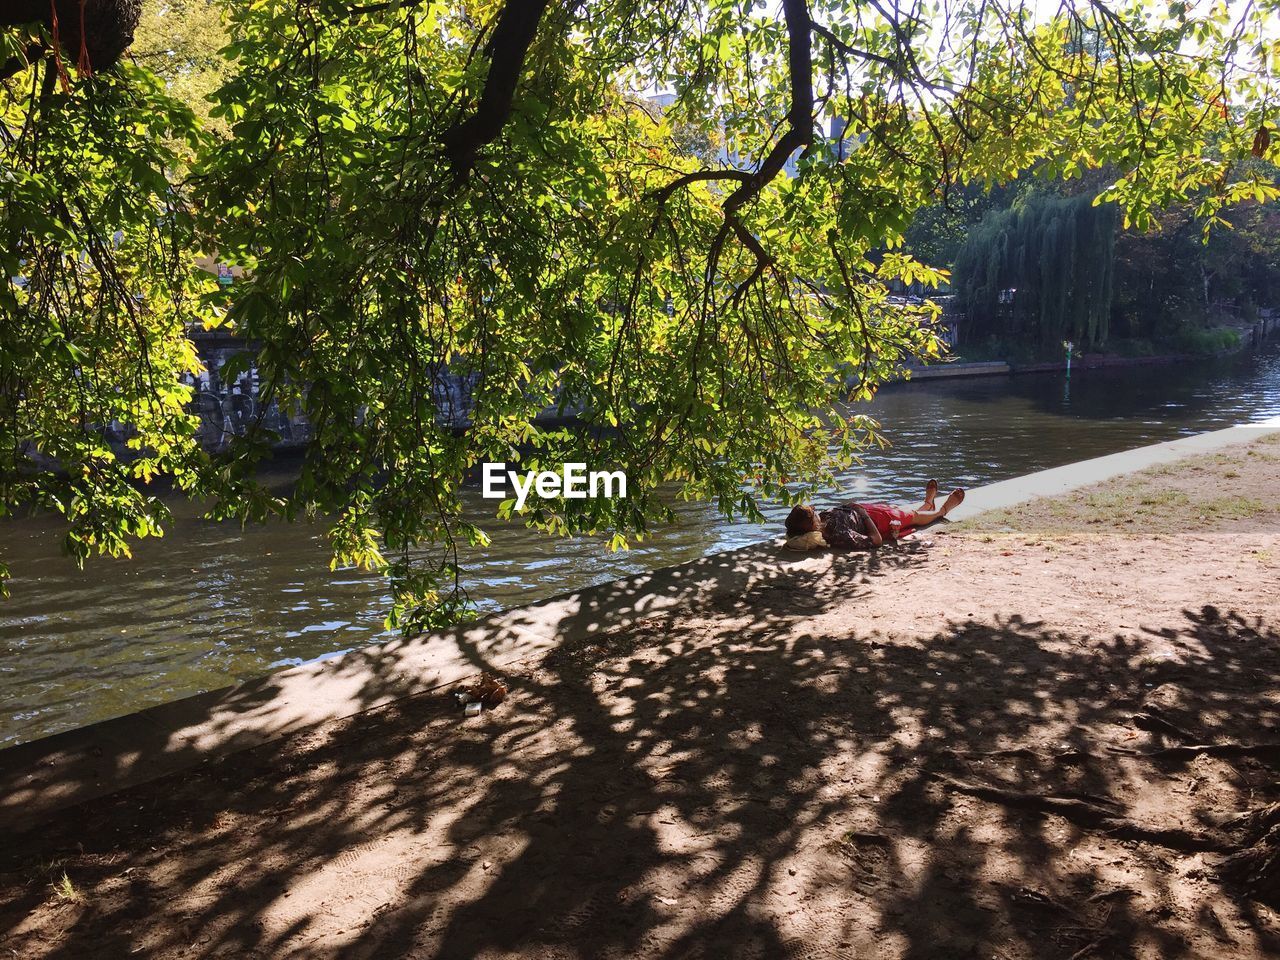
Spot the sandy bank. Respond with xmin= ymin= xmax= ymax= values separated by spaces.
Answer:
xmin=2 ymin=434 xmax=1279 ymax=959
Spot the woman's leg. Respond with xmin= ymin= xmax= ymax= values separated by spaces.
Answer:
xmin=918 ymin=478 xmax=938 ymax=512
xmin=910 ymin=488 xmax=965 ymax=526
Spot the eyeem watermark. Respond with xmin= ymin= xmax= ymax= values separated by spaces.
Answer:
xmin=482 ymin=463 xmax=627 ymax=511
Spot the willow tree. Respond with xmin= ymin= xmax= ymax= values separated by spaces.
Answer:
xmin=3 ymin=0 xmax=1278 ymax=622
xmin=953 ymin=191 xmax=1119 ymax=350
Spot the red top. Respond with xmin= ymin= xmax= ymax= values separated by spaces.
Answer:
xmin=859 ymin=502 xmax=915 ymax=538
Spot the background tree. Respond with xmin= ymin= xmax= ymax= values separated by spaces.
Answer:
xmin=902 ymin=181 xmax=1024 ymax=273
xmin=130 ymin=0 xmax=232 ymax=133
xmin=1109 ymin=204 xmax=1271 ymax=347
xmin=3 ymin=0 xmax=1279 ymax=623
xmin=951 ymin=177 xmax=1280 ymax=357
xmin=952 ymin=191 xmax=1119 ymax=351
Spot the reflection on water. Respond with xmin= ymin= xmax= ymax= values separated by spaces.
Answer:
xmin=3 ymin=346 xmax=1279 ymax=744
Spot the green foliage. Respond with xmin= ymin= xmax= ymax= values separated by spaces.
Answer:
xmin=903 ymin=181 xmax=1025 ymax=271
xmin=1169 ymin=325 xmax=1241 ymax=355
xmin=1 ymin=59 xmax=217 ymax=596
xmin=130 ymin=0 xmax=234 ymax=135
xmin=1105 ymin=337 xmax=1158 ymax=358
xmin=953 ymin=192 xmax=1119 ymax=350
xmin=951 ymin=173 xmax=1280 ymax=354
xmin=4 ymin=0 xmax=1280 ymax=626
xmin=1113 ymin=199 xmax=1280 ymax=341
xmin=950 ymin=336 xmax=1043 ymax=365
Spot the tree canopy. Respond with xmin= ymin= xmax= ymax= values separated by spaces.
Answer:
xmin=130 ymin=0 xmax=232 ymax=134
xmin=2 ymin=0 xmax=1278 ymax=625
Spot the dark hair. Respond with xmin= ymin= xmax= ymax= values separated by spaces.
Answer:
xmin=785 ymin=505 xmax=818 ymax=537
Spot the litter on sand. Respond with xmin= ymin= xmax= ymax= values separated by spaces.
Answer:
xmin=454 ymin=673 xmax=510 ymax=716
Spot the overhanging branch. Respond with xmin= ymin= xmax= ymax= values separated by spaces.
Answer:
xmin=645 ymin=169 xmax=752 ymax=204
xmin=723 ymin=0 xmax=815 ymax=217
xmin=439 ymin=0 xmax=551 ymax=177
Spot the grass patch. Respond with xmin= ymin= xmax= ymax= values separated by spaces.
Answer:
xmin=51 ymin=871 xmax=83 ymax=904
xmin=956 ymin=436 xmax=1279 ymax=537
xmin=1080 ymin=487 xmax=1188 ymax=515
xmin=1137 ymin=490 xmax=1191 ymax=508
xmin=1196 ymin=496 xmax=1271 ymax=520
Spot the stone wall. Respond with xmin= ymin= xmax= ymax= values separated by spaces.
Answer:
xmin=185 ymin=331 xmax=311 ymax=451
xmin=185 ymin=331 xmax=479 ymax=452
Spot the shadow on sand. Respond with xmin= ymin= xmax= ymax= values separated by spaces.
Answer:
xmin=1 ymin=542 xmax=1277 ymax=959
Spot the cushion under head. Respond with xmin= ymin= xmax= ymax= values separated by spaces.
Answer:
xmin=783 ymin=530 xmax=828 ymax=552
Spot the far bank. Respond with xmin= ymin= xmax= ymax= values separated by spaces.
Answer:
xmin=890 ymin=307 xmax=1279 ymax=383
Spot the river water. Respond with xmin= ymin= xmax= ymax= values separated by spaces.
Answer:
xmin=3 ymin=346 xmax=1279 ymax=745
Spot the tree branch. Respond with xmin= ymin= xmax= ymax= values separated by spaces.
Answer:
xmin=722 ymin=0 xmax=815 ymax=216
xmin=439 ymin=0 xmax=551 ymax=177
xmin=1 ymin=0 xmax=141 ymax=78
xmin=645 ymin=169 xmax=752 ymax=204
xmin=809 ymin=21 xmax=897 ymax=71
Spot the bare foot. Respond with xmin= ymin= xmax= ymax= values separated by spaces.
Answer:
xmin=941 ymin=488 xmax=965 ymax=513
xmin=924 ymin=479 xmax=938 ymax=511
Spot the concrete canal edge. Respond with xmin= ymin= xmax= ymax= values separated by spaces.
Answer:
xmin=893 ymin=355 xmax=1198 ymax=382
xmin=3 ymin=416 xmax=1279 ymax=833
xmin=900 ymin=360 xmax=1011 ymax=379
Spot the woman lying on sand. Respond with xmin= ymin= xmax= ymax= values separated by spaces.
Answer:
xmin=784 ymin=480 xmax=966 ymax=550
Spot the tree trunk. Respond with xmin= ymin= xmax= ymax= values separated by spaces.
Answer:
xmin=2 ymin=0 xmax=141 ymax=79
